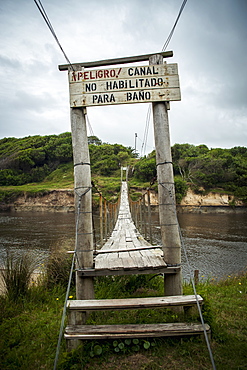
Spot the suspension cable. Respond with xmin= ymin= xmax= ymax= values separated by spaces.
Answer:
xmin=34 ymin=0 xmax=74 ymax=70
xmin=53 ymin=190 xmax=84 ymax=370
xmin=162 ymin=0 xmax=188 ymax=51
xmin=141 ymin=105 xmax=151 ymax=157
xmin=86 ymin=115 xmax=95 ymax=137
xmin=141 ymin=0 xmax=188 ymax=156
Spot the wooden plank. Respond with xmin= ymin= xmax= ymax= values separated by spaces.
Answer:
xmin=65 ymin=322 xmax=210 ymax=339
xmin=94 ymin=245 xmax=163 ymax=255
xmin=69 ymin=66 xmax=179 ymax=84
xmin=67 ymin=295 xmax=203 ymax=310
xmin=70 ymin=88 xmax=181 ymax=108
xmin=59 ymin=51 xmax=173 ymax=70
xmin=139 ymin=249 xmax=165 ymax=268
xmin=107 ymin=252 xmax=121 ymax=270
xmin=118 ymin=251 xmax=136 ymax=269
xmin=70 ymin=75 xmax=179 ymax=95
xmin=78 ymin=266 xmax=180 ymax=277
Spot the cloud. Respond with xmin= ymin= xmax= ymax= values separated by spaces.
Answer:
xmin=0 ymin=0 xmax=246 ymax=151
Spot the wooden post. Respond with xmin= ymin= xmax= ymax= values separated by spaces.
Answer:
xmin=194 ymin=270 xmax=199 ymax=285
xmin=70 ymin=106 xmax=94 ymax=301
xmin=104 ymin=199 xmax=107 ymax=240
xmin=143 ymin=194 xmax=147 ymax=239
xmin=99 ymin=193 xmax=103 ymax=247
xmin=147 ymin=189 xmax=152 ymax=244
xmin=139 ymin=199 xmax=143 ymax=234
xmin=150 ymin=54 xmax=182 ymax=296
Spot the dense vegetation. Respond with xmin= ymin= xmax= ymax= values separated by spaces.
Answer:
xmin=134 ymin=144 xmax=247 ymax=203
xmin=0 ymin=133 xmax=135 ymax=186
xmin=0 ymin=133 xmax=247 ymax=203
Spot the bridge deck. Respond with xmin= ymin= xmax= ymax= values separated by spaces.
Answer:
xmin=80 ymin=182 xmax=177 ymax=277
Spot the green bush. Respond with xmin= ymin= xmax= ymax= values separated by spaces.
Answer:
xmin=174 ymin=177 xmax=188 ymax=203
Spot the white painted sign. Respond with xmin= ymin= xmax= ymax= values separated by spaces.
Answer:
xmin=69 ymin=63 xmax=181 ymax=107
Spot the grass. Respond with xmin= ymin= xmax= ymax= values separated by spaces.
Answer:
xmin=0 ymin=264 xmax=247 ymax=370
xmin=0 ymin=163 xmax=153 ymax=206
xmin=0 ymin=163 xmax=74 ymax=202
xmin=0 ymin=251 xmax=37 ymax=301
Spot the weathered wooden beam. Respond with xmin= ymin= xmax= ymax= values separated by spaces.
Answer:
xmin=67 ymin=295 xmax=203 ymax=311
xmin=77 ymin=265 xmax=180 ymax=277
xmin=65 ymin=322 xmax=211 ymax=340
xmin=59 ymin=51 xmax=173 ymax=71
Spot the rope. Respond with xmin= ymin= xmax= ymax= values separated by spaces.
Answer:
xmin=179 ymin=227 xmax=216 ymax=370
xmin=159 ymin=182 xmax=217 ymax=370
xmin=162 ymin=0 xmax=188 ymax=51
xmin=74 ymin=186 xmax=92 ymax=198
xmin=34 ymin=0 xmax=74 ymax=71
xmin=53 ymin=188 xmax=87 ymax=369
xmin=140 ymin=0 xmax=188 ymax=158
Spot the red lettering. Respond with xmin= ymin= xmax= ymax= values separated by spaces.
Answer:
xmin=110 ymin=70 xmax=115 ymax=77
xmin=97 ymin=70 xmax=103 ymax=78
xmin=90 ymin=71 xmax=95 ymax=79
xmin=84 ymin=71 xmax=89 ymax=80
xmin=78 ymin=72 xmax=83 ymax=81
xmin=104 ymin=70 xmax=109 ymax=78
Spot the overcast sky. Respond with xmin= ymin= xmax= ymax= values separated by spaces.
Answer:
xmin=0 ymin=0 xmax=246 ymax=154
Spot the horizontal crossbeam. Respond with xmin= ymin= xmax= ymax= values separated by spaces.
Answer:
xmin=77 ymin=265 xmax=180 ymax=277
xmin=59 ymin=51 xmax=173 ymax=70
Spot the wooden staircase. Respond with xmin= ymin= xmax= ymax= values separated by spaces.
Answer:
xmin=65 ymin=295 xmax=210 ymax=344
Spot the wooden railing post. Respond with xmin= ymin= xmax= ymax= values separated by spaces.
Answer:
xmin=147 ymin=189 xmax=153 ymax=244
xmin=99 ymin=193 xmax=103 ymax=247
xmin=138 ymin=199 xmax=142 ymax=233
xmin=143 ymin=194 xmax=147 ymax=239
xmin=104 ymin=199 xmax=107 ymax=240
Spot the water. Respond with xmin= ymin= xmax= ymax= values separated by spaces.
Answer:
xmin=178 ymin=213 xmax=247 ymax=281
xmin=0 ymin=212 xmax=75 ymax=266
xmin=0 ymin=211 xmax=247 ymax=281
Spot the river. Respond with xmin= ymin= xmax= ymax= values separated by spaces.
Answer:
xmin=0 ymin=211 xmax=247 ymax=282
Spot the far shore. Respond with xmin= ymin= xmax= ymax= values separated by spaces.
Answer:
xmin=0 ymin=188 xmax=246 ymax=214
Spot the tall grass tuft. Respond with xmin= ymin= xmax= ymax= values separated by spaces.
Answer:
xmin=1 ymin=250 xmax=37 ymax=301
xmin=45 ymin=250 xmax=74 ymax=289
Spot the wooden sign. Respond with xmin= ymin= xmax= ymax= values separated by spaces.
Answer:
xmin=69 ymin=63 xmax=181 ymax=107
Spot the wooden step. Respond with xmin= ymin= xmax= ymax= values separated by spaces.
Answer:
xmin=67 ymin=295 xmax=203 ymax=311
xmin=77 ymin=265 xmax=180 ymax=277
xmin=65 ymin=322 xmax=211 ymax=340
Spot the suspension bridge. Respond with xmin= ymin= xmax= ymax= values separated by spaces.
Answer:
xmin=55 ymin=52 xmax=213 ymax=369
xmin=80 ymin=181 xmax=175 ymax=276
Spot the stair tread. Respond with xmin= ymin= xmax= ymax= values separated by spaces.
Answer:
xmin=67 ymin=295 xmax=203 ymax=310
xmin=65 ymin=322 xmax=210 ymax=339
